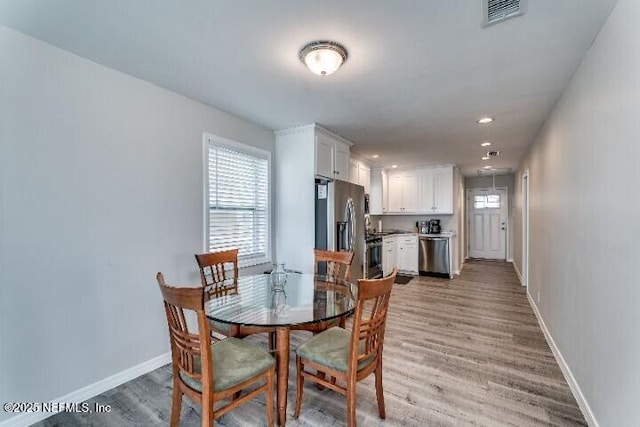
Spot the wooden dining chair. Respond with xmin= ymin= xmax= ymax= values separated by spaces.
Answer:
xmin=313 ymin=249 xmax=355 ymax=281
xmin=293 ymin=268 xmax=398 ymax=427
xmin=195 ymin=249 xmax=275 ymax=349
xmin=156 ymin=273 xmax=275 ymax=427
xmin=311 ymin=249 xmax=355 ymax=330
xmin=195 ymin=249 xmax=239 ymax=299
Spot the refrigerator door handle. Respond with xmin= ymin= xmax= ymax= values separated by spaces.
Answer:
xmin=345 ymin=197 xmax=355 ymax=251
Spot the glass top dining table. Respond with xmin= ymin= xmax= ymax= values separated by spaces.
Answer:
xmin=204 ymin=273 xmax=357 ymax=426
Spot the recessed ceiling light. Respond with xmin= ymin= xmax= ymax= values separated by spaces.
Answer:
xmin=482 ymin=156 xmax=490 ymax=160
xmin=481 ymin=142 xmax=492 ymax=147
xmin=372 ymin=154 xmax=379 ymax=159
xmin=483 ymin=165 xmax=492 ymax=169
xmin=477 ymin=117 xmax=494 ymax=124
xmin=299 ymin=40 xmax=348 ymax=76
xmin=391 ymin=165 xmax=398 ymax=168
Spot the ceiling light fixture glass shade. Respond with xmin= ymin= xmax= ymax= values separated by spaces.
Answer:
xmin=299 ymin=41 xmax=348 ymax=76
xmin=477 ymin=117 xmax=494 ymax=124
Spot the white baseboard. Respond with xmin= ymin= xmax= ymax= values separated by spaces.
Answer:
xmin=0 ymin=352 xmax=171 ymax=427
xmin=526 ymin=292 xmax=598 ymax=427
xmin=512 ymin=260 xmax=524 ymax=286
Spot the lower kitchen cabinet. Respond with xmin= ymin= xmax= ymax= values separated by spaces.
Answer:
xmin=382 ymin=234 xmax=419 ymax=275
xmin=382 ymin=236 xmax=396 ymax=276
xmin=396 ymin=235 xmax=418 ymax=274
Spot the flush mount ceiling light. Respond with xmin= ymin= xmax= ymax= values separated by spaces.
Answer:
xmin=299 ymin=40 xmax=348 ymax=76
xmin=477 ymin=117 xmax=494 ymax=124
xmin=482 ymin=156 xmax=490 ymax=160
xmin=372 ymin=154 xmax=380 ymax=159
xmin=481 ymin=141 xmax=492 ymax=147
xmin=391 ymin=164 xmax=398 ymax=168
xmin=483 ymin=165 xmax=492 ymax=169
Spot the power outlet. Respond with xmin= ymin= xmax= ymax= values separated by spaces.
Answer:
xmin=537 ymin=291 xmax=540 ymax=303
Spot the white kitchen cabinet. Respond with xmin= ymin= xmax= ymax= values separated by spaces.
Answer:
xmin=369 ymin=168 xmax=386 ymax=214
xmin=315 ymin=133 xmax=334 ymax=179
xmin=349 ymin=159 xmax=371 ymax=194
xmin=349 ymin=160 xmax=359 ymax=185
xmin=387 ymin=171 xmax=418 ymax=213
xmin=381 ymin=170 xmax=388 ymax=213
xmin=396 ymin=234 xmax=418 ymax=274
xmin=382 ymin=236 xmax=396 ymax=276
xmin=417 ymin=166 xmax=453 ymax=214
xmin=334 ymin=141 xmax=350 ymax=179
xmin=359 ymin=163 xmax=370 ymax=194
xmin=316 ymin=131 xmax=350 ymax=180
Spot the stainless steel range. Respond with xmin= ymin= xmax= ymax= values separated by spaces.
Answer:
xmin=365 ymin=235 xmax=383 ymax=279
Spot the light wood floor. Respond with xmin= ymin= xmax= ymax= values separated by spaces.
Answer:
xmin=36 ymin=260 xmax=585 ymax=426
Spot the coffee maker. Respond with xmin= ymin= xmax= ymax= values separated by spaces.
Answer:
xmin=428 ymin=219 xmax=442 ymax=234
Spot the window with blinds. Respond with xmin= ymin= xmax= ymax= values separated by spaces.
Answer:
xmin=204 ymin=134 xmax=270 ymax=267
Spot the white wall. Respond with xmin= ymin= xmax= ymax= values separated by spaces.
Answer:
xmin=513 ymin=0 xmax=640 ymax=424
xmin=274 ymin=127 xmax=315 ymax=273
xmin=0 ymin=25 xmax=274 ymax=423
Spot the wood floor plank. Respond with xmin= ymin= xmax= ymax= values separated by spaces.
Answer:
xmin=33 ymin=260 xmax=585 ymax=426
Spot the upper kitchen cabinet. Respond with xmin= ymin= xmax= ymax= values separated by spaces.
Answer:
xmin=315 ymin=130 xmax=350 ymax=180
xmin=369 ymin=168 xmax=387 ymax=214
xmin=274 ymin=123 xmax=354 ymax=273
xmin=417 ymin=166 xmax=453 ymax=214
xmin=387 ymin=170 xmax=418 ymax=213
xmin=349 ymin=158 xmax=370 ymax=194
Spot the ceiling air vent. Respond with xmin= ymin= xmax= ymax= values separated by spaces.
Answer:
xmin=486 ymin=150 xmax=500 ymax=157
xmin=482 ymin=0 xmax=527 ymax=27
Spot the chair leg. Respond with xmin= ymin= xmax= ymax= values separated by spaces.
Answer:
xmin=347 ymin=377 xmax=357 ymax=427
xmin=375 ymin=363 xmax=386 ymax=419
xmin=266 ymin=368 xmax=275 ymax=426
xmin=339 ymin=316 xmax=346 ymax=328
xmin=293 ymin=356 xmax=304 ymax=419
xmin=268 ymin=331 xmax=276 ymax=353
xmin=201 ymin=396 xmax=213 ymax=427
xmin=170 ymin=379 xmax=182 ymax=427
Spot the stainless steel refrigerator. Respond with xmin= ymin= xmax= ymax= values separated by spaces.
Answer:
xmin=315 ymin=179 xmax=365 ymax=281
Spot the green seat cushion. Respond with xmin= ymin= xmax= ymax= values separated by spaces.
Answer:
xmin=207 ymin=318 xmax=231 ymax=334
xmin=296 ymin=327 xmax=376 ymax=373
xmin=179 ymin=337 xmax=274 ymax=392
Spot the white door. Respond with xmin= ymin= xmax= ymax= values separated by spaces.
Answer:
xmin=468 ymin=188 xmax=507 ymax=259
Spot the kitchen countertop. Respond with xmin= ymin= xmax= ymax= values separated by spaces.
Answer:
xmin=368 ymin=230 xmax=456 ymax=238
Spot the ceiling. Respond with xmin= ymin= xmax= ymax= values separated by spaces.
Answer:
xmin=0 ymin=0 xmax=617 ymax=175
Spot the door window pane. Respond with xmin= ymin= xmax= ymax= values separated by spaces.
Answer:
xmin=486 ymin=194 xmax=500 ymax=208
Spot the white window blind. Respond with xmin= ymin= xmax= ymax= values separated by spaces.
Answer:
xmin=205 ymin=134 xmax=270 ymax=267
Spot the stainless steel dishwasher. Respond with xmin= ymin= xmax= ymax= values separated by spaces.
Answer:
xmin=419 ymin=236 xmax=450 ymax=278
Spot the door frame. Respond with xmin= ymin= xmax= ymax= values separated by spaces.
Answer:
xmin=466 ymin=187 xmax=509 ymax=260
xmin=521 ymin=171 xmax=530 ymax=287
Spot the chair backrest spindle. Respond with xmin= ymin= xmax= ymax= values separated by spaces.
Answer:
xmin=314 ymin=249 xmax=355 ymax=281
